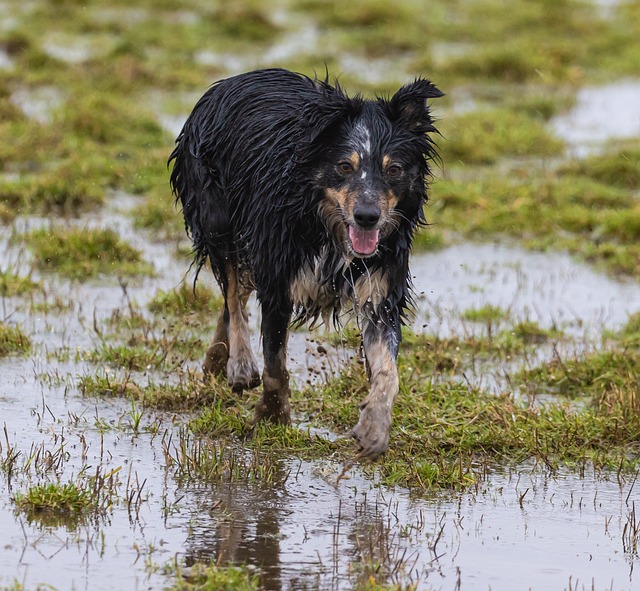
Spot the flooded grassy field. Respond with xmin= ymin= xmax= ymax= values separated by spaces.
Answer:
xmin=2 ymin=0 xmax=640 ymax=589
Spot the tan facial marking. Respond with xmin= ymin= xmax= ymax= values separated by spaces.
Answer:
xmin=324 ymin=187 xmax=351 ymax=209
xmin=382 ymin=155 xmax=393 ymax=169
xmin=349 ymin=151 xmax=360 ymax=169
xmin=386 ymin=189 xmax=398 ymax=210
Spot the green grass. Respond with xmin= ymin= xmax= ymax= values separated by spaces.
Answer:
xmin=0 ymin=322 xmax=31 ymax=356
xmin=132 ymin=188 xmax=185 ymax=240
xmin=0 ymin=271 xmax=40 ymax=297
xmin=462 ymin=304 xmax=509 ymax=324
xmin=77 ymin=372 xmax=225 ymax=411
xmin=439 ymin=108 xmax=564 ymax=165
xmin=559 ymin=142 xmax=640 ymax=190
xmin=23 ymin=226 xmax=154 ymax=280
xmin=13 ymin=482 xmax=94 ymax=528
xmin=294 ymin=354 xmax=640 ymax=489
xmin=0 ymin=169 xmax=105 ymax=217
xmin=430 ymin=171 xmax=640 ymax=276
xmin=164 ymin=560 xmax=259 ymax=591
xmin=148 ymin=282 xmax=223 ymax=319
xmin=517 ymin=350 xmax=640 ymax=400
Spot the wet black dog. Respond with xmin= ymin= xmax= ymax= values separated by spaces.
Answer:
xmin=169 ymin=68 xmax=442 ymax=459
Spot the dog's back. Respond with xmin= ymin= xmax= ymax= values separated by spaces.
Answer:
xmin=170 ymin=69 xmax=331 ymax=291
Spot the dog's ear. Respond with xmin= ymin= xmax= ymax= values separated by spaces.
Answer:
xmin=302 ymin=82 xmax=358 ymax=145
xmin=302 ymin=99 xmax=351 ymax=142
xmin=386 ymin=79 xmax=443 ymax=131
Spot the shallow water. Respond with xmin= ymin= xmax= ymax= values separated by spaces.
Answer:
xmin=551 ymin=80 xmax=640 ymax=157
xmin=10 ymin=86 xmax=65 ymax=123
xmin=3 ymin=199 xmax=640 ymax=589
xmin=411 ymin=242 xmax=640 ymax=339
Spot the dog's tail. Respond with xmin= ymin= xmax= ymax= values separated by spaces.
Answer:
xmin=168 ymin=100 xmax=230 ymax=290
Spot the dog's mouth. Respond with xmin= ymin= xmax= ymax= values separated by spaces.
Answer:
xmin=348 ymin=225 xmax=380 ymax=256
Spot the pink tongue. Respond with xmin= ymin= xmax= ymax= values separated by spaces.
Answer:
xmin=349 ymin=226 xmax=379 ymax=255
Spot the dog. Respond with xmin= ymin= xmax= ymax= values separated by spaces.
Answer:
xmin=169 ymin=68 xmax=442 ymax=459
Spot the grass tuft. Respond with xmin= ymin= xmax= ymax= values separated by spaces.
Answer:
xmin=164 ymin=560 xmax=259 ymax=591
xmin=23 ymin=226 xmax=154 ymax=280
xmin=0 ymin=322 xmax=31 ymax=356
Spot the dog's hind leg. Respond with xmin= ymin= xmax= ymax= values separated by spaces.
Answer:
xmin=203 ymin=307 xmax=229 ymax=378
xmin=224 ymin=263 xmax=261 ymax=392
xmin=204 ymin=262 xmax=260 ymax=392
xmin=253 ymin=305 xmax=292 ymax=425
xmin=351 ymin=317 xmax=401 ymax=460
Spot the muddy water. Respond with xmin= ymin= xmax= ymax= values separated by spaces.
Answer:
xmin=2 ymin=203 xmax=640 ymax=589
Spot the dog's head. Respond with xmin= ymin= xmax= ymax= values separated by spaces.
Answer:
xmin=303 ymin=78 xmax=443 ymax=258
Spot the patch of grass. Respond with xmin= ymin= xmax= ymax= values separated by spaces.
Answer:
xmin=398 ymin=326 xmax=559 ymax=377
xmin=559 ymin=143 xmax=640 ymax=190
xmin=431 ymin=173 xmax=640 ymax=276
xmin=441 ymin=40 xmax=583 ymax=84
xmin=0 ymin=271 xmax=40 ymax=297
xmin=132 ymin=189 xmax=185 ymax=240
xmin=462 ymin=304 xmax=509 ymax=324
xmin=13 ymin=482 xmax=92 ymax=516
xmin=78 ymin=372 xmax=226 ymax=412
xmin=82 ymin=330 xmax=205 ymax=371
xmin=0 ymin=168 xmax=105 ymax=217
xmin=439 ymin=108 xmax=564 ymax=165
xmin=12 ymin=482 xmax=94 ymax=528
xmin=294 ymin=347 xmax=640 ymax=489
xmin=164 ymin=560 xmax=259 ymax=591
xmin=500 ymin=320 xmax=561 ymax=346
xmin=24 ymin=226 xmax=154 ymax=280
xmin=148 ymin=282 xmax=223 ymax=319
xmin=517 ymin=350 xmax=640 ymax=399
xmin=618 ymin=311 xmax=640 ymax=346
xmin=82 ymin=342 xmax=171 ymax=371
xmin=0 ymin=322 xmax=30 ymax=356
xmin=190 ymin=399 xmax=340 ymax=459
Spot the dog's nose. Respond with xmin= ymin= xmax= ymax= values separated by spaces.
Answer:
xmin=353 ymin=203 xmax=381 ymax=229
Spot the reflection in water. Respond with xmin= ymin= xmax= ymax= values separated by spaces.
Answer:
xmin=183 ymin=467 xmax=288 ymax=591
xmin=177 ymin=461 xmax=640 ymax=591
xmin=181 ymin=462 xmax=441 ymax=590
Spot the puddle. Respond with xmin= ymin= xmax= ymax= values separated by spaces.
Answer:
xmin=0 ymin=48 xmax=13 ymax=70
xmin=181 ymin=465 xmax=639 ymax=591
xmin=41 ymin=32 xmax=120 ymax=64
xmin=411 ymin=242 xmax=640 ymax=339
xmin=10 ymin=86 xmax=65 ymax=123
xmin=2 ymin=197 xmax=640 ymax=589
xmin=551 ymin=80 xmax=640 ymax=157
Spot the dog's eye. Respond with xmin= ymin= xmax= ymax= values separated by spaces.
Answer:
xmin=337 ymin=161 xmax=354 ymax=174
xmin=386 ymin=164 xmax=402 ymax=177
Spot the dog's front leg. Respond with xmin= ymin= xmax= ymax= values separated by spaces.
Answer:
xmin=253 ymin=305 xmax=292 ymax=425
xmin=352 ymin=316 xmax=400 ymax=460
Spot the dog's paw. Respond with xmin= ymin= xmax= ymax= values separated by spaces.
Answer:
xmin=252 ymin=389 xmax=292 ymax=425
xmin=227 ymin=355 xmax=261 ymax=392
xmin=203 ymin=342 xmax=229 ymax=377
xmin=351 ymin=405 xmax=391 ymax=460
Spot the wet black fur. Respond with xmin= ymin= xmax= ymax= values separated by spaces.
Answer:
xmin=169 ymin=68 xmax=442 ymax=340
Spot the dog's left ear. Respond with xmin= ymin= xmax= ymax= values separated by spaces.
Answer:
xmin=386 ymin=79 xmax=443 ymax=131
